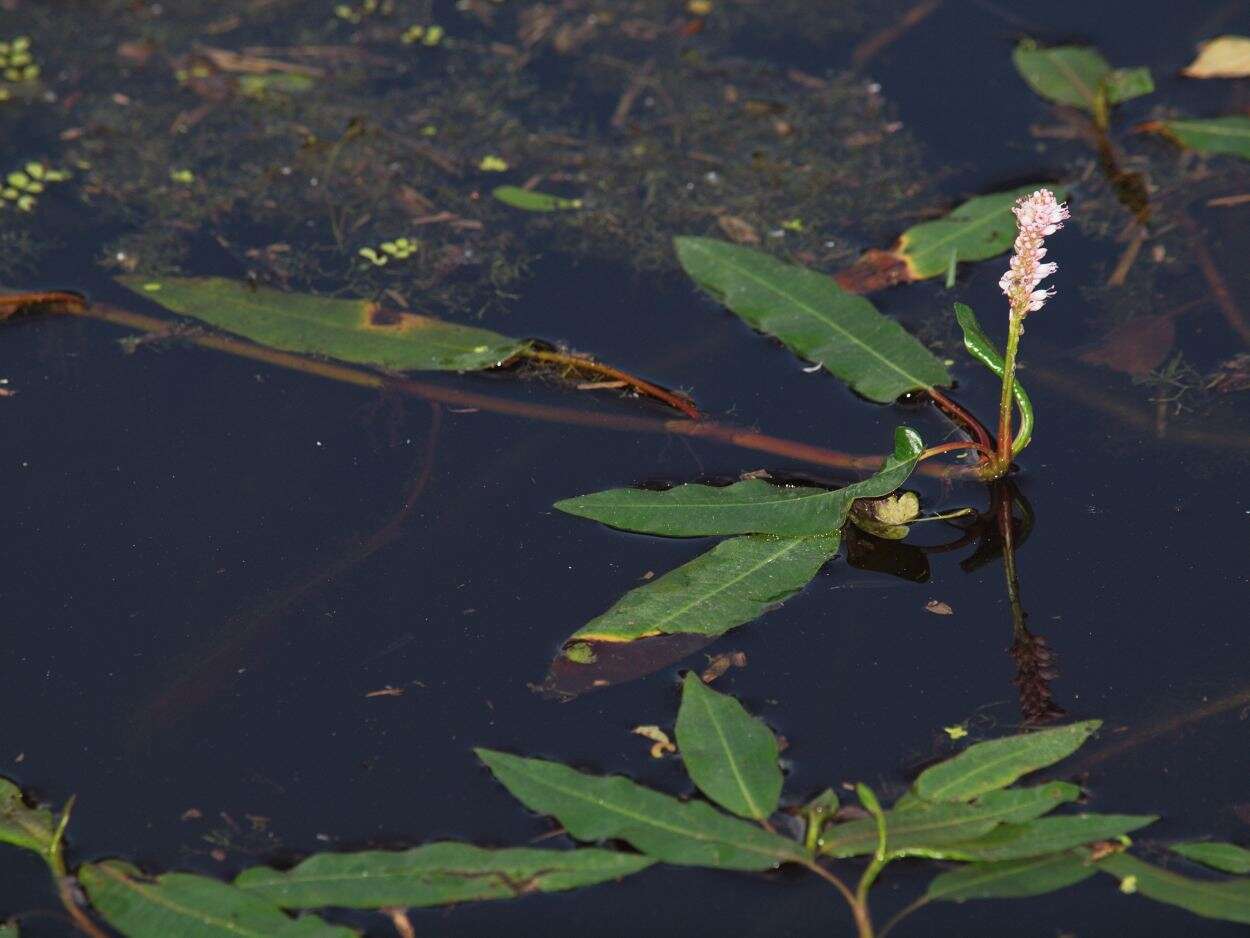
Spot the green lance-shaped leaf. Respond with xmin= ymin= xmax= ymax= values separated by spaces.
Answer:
xmin=896 ymin=185 xmax=1068 ymax=280
xmin=235 ymin=844 xmax=653 ymax=909
xmin=925 ymin=851 xmax=1096 ymax=902
xmin=933 ymin=813 xmax=1157 ymax=862
xmin=1171 ymin=842 xmax=1250 ymax=875
xmin=820 ymin=782 xmax=1079 ymax=859
xmin=555 ymin=427 xmax=922 ymax=537
xmin=568 ymin=532 xmax=840 ymax=643
xmin=954 ymin=303 xmax=1033 ymax=455
xmin=912 ymin=720 xmax=1101 ymax=803
xmin=118 ymin=276 xmax=528 ymax=371
xmin=78 ymin=861 xmax=354 ymax=938
xmin=475 ymin=749 xmax=807 ymax=870
xmin=1098 ymin=852 xmax=1250 ymax=925
xmin=0 ymin=777 xmax=55 ymax=856
xmin=675 ymin=673 xmax=782 ymax=820
xmin=673 ymin=237 xmax=950 ymax=402
xmin=1140 ymin=116 xmax=1250 ymax=161
xmin=492 ymin=185 xmax=583 ymax=211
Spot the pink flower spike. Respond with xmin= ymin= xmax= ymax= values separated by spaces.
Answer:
xmin=999 ymin=188 xmax=1069 ymax=317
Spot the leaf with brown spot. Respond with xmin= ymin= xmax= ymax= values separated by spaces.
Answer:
xmin=118 ymin=277 xmax=528 ymax=372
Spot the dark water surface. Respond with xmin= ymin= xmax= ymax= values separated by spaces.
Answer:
xmin=4 ymin=1 xmax=1250 ymax=935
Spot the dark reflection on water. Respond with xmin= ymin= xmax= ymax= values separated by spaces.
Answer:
xmin=4 ymin=0 xmax=1250 ymax=935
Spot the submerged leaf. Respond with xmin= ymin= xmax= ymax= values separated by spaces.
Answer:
xmin=235 ymin=844 xmax=653 ymax=908
xmin=1012 ymin=41 xmax=1151 ymax=120
xmin=0 ymin=777 xmax=55 ymax=855
xmin=673 ymin=237 xmax=949 ymax=402
xmin=492 ymin=185 xmax=583 ymax=212
xmin=1098 ymin=852 xmax=1250 ymax=924
xmin=475 ymin=749 xmax=807 ymax=870
xmin=1138 ymin=117 xmax=1250 ymax=160
xmin=897 ymin=186 xmax=1067 ymax=280
xmin=567 ymin=533 xmax=840 ymax=643
xmin=913 ymin=721 xmax=1100 ymax=803
xmin=1183 ymin=36 xmax=1250 ymax=79
xmin=554 ymin=427 xmax=923 ymax=537
xmin=1171 ymin=842 xmax=1250 ymax=875
xmin=925 ymin=851 xmax=1096 ymax=902
xmin=79 ymin=861 xmax=352 ymax=938
xmin=1014 ymin=42 xmax=1110 ymax=111
xmin=118 ymin=276 xmax=528 ymax=371
xmin=675 ymin=673 xmax=781 ymax=820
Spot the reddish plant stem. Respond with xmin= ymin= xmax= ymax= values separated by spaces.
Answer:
xmin=920 ymin=440 xmax=993 ymax=461
xmin=926 ymin=386 xmax=995 ymax=454
xmin=518 ymin=346 xmax=701 ymax=419
xmin=34 ymin=300 xmax=982 ymax=479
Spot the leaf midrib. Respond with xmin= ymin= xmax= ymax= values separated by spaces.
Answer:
xmin=1172 ymin=119 xmax=1250 ymax=139
xmin=497 ymin=757 xmax=800 ymax=864
xmin=90 ymin=864 xmax=276 ymax=937
xmin=695 ymin=689 xmax=764 ymax=819
xmin=688 ymin=242 xmax=936 ymax=392
xmin=920 ymin=732 xmax=1085 ymax=801
xmin=647 ymin=537 xmax=828 ymax=631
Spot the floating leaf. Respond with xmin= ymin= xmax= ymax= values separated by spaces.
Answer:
xmin=567 ymin=533 xmax=841 ymax=643
xmin=936 ymin=814 xmax=1157 ymax=862
xmin=79 ymin=861 xmax=352 ymax=938
xmin=897 ymin=186 xmax=1068 ymax=280
xmin=913 ymin=721 xmax=1100 ymax=803
xmin=954 ymin=303 xmax=1033 ymax=455
xmin=1098 ymin=852 xmax=1250 ymax=924
xmin=673 ymin=237 xmax=949 ymax=402
xmin=1171 ymin=842 xmax=1250 ymax=875
xmin=820 ymin=783 xmax=1080 ymax=859
xmin=1183 ymin=36 xmax=1250 ymax=79
xmin=118 ymin=277 xmax=528 ymax=371
xmin=925 ymin=851 xmax=1096 ymax=902
xmin=235 ymin=844 xmax=653 ymax=908
xmin=1138 ymin=117 xmax=1250 ymax=161
xmin=0 ymin=922 xmax=15 ymax=938
xmin=492 ymin=186 xmax=583 ymax=212
xmin=675 ymin=673 xmax=781 ymax=820
xmin=554 ymin=427 xmax=922 ymax=537
xmin=0 ymin=777 xmax=54 ymax=855
xmin=475 ymin=749 xmax=807 ymax=870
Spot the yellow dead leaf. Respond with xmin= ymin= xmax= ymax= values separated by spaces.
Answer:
xmin=631 ymin=725 xmax=676 ymax=758
xmin=943 ymin=725 xmax=968 ymax=740
xmin=1183 ymin=35 xmax=1250 ymax=79
xmin=871 ymin=491 xmax=920 ymax=526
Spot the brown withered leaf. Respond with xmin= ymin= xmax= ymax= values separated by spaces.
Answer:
xmin=925 ymin=599 xmax=954 ymax=616
xmin=197 ymin=47 xmax=323 ymax=76
xmin=716 ymin=215 xmax=761 ymax=244
xmin=1079 ymin=313 xmax=1176 ymax=378
xmin=833 ymin=249 xmax=911 ymax=294
xmin=701 ymin=651 xmax=748 ymax=683
xmin=1207 ymin=353 xmax=1250 ymax=394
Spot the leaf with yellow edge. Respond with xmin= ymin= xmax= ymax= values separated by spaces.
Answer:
xmin=568 ymin=533 xmax=841 ymax=644
xmin=118 ymin=276 xmax=528 ymax=371
xmin=1183 ymin=36 xmax=1250 ymax=79
xmin=895 ymin=185 xmax=1068 ymax=280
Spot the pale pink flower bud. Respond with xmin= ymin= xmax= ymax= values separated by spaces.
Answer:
xmin=999 ymin=188 xmax=1069 ymax=317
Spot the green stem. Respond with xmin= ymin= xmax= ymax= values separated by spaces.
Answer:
xmin=992 ymin=310 xmax=1026 ymax=476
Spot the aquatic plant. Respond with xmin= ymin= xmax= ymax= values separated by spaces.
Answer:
xmin=1 ymin=681 xmax=1247 ymax=936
